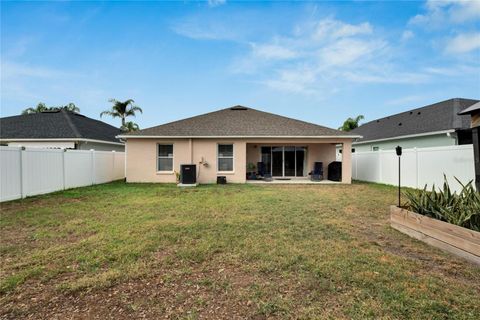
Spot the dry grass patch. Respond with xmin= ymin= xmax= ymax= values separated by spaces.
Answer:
xmin=1 ymin=181 xmax=479 ymax=319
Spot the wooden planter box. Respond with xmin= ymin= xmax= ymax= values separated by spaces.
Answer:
xmin=390 ymin=206 xmax=480 ymax=265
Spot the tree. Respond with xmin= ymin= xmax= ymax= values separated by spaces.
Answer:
xmin=100 ymin=99 xmax=143 ymax=127
xmin=21 ymin=103 xmax=49 ymax=115
xmin=21 ymin=102 xmax=80 ymax=115
xmin=60 ymin=103 xmax=80 ymax=113
xmin=338 ymin=115 xmax=364 ymax=131
xmin=121 ymin=121 xmax=140 ymax=132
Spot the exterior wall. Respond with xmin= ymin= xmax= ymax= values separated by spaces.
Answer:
xmin=352 ymin=133 xmax=457 ymax=152
xmin=126 ymin=138 xmax=246 ymax=184
xmin=472 ymin=113 xmax=480 ymax=128
xmin=127 ymin=137 xmax=352 ymax=184
xmin=77 ymin=141 xmax=125 ymax=152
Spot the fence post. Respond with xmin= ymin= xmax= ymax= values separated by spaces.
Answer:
xmin=62 ymin=149 xmax=66 ymax=190
xmin=355 ymin=155 xmax=358 ymax=180
xmin=91 ymin=149 xmax=95 ymax=185
xmin=415 ymin=147 xmax=419 ymax=189
xmin=378 ymin=151 xmax=382 ymax=183
xmin=19 ymin=147 xmax=26 ymax=199
xmin=112 ymin=151 xmax=115 ymax=181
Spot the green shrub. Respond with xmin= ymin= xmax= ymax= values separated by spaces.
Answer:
xmin=404 ymin=176 xmax=480 ymax=231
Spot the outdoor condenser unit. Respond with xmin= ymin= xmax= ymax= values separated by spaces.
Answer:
xmin=180 ymin=164 xmax=196 ymax=184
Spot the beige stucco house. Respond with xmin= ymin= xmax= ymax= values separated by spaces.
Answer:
xmin=118 ymin=106 xmax=360 ymax=184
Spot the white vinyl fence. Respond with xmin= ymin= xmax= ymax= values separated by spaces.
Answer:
xmin=0 ymin=146 xmax=125 ymax=202
xmin=351 ymin=145 xmax=475 ymax=193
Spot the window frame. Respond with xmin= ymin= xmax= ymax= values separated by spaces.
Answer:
xmin=217 ymin=143 xmax=234 ymax=173
xmin=157 ymin=143 xmax=174 ymax=173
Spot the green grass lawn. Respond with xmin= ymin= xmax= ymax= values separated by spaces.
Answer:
xmin=1 ymin=181 xmax=479 ymax=319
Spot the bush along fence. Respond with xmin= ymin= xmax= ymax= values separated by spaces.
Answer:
xmin=351 ymin=145 xmax=475 ymax=194
xmin=0 ymin=146 xmax=125 ymax=202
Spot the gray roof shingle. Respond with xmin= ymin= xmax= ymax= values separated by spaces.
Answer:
xmin=123 ymin=106 xmax=356 ymax=138
xmin=351 ymin=98 xmax=479 ymax=143
xmin=0 ymin=109 xmax=123 ymax=143
xmin=458 ymin=101 xmax=480 ymax=115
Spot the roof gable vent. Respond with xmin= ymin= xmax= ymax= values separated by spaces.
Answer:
xmin=230 ymin=105 xmax=248 ymax=110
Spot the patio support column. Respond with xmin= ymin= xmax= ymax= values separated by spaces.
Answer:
xmin=341 ymin=140 xmax=352 ymax=184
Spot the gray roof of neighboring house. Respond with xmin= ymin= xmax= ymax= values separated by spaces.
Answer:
xmin=351 ymin=98 xmax=479 ymax=143
xmin=0 ymin=109 xmax=123 ymax=144
xmin=123 ymin=106 xmax=356 ymax=138
xmin=458 ymin=101 xmax=480 ymax=115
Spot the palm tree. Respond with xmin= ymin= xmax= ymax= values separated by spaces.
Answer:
xmin=339 ymin=115 xmax=364 ymax=131
xmin=21 ymin=103 xmax=49 ymax=115
xmin=100 ymin=99 xmax=143 ymax=127
xmin=121 ymin=121 xmax=140 ymax=132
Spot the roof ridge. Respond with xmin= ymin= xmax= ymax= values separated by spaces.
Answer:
xmin=61 ymin=109 xmax=82 ymax=138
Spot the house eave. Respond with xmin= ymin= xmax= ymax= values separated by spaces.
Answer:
xmin=116 ymin=135 xmax=362 ymax=139
xmin=0 ymin=138 xmax=125 ymax=146
xmin=351 ymin=129 xmax=455 ymax=145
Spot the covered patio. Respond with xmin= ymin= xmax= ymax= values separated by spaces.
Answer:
xmin=245 ymin=139 xmax=352 ymax=183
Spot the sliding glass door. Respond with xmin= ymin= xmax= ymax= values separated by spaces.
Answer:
xmin=272 ymin=147 xmax=283 ymax=176
xmin=260 ymin=146 xmax=307 ymax=177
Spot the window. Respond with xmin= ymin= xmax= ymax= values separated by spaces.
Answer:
xmin=372 ymin=146 xmax=379 ymax=151
xmin=158 ymin=144 xmax=173 ymax=171
xmin=218 ymin=144 xmax=234 ymax=172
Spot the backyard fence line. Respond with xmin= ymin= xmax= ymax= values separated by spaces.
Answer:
xmin=0 ymin=146 xmax=125 ymax=202
xmin=351 ymin=145 xmax=475 ymax=193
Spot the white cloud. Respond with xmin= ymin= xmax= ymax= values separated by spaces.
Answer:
xmin=445 ymin=32 xmax=480 ymax=53
xmin=312 ymin=18 xmax=372 ymax=40
xmin=251 ymin=43 xmax=298 ymax=60
xmin=1 ymin=61 xmax=77 ymax=79
xmin=401 ymin=30 xmax=414 ymax=41
xmin=409 ymin=0 xmax=480 ymax=27
xmin=231 ymin=17 xmax=420 ymax=94
xmin=208 ymin=0 xmax=226 ymax=7
xmin=318 ymin=38 xmax=385 ymax=66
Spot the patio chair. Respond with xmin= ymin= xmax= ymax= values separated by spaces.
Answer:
xmin=309 ymin=162 xmax=323 ymax=181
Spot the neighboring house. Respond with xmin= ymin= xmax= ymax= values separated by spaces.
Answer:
xmin=0 ymin=109 xmax=125 ymax=151
xmin=458 ymin=101 xmax=480 ymax=190
xmin=118 ymin=105 xmax=360 ymax=184
xmin=343 ymin=98 xmax=478 ymax=153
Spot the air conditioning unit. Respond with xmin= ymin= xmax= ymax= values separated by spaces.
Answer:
xmin=180 ymin=164 xmax=196 ymax=184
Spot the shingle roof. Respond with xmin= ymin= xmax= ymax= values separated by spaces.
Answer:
xmin=123 ymin=106 xmax=356 ymax=138
xmin=351 ymin=98 xmax=479 ymax=143
xmin=0 ymin=109 xmax=123 ymax=143
xmin=458 ymin=101 xmax=480 ymax=115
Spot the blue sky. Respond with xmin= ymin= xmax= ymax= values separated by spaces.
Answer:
xmin=1 ymin=0 xmax=479 ymax=129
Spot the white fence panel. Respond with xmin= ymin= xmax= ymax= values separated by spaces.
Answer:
xmin=0 ymin=147 xmax=22 ymax=202
xmin=352 ymin=145 xmax=475 ymax=193
xmin=0 ymin=148 xmax=125 ymax=202
xmin=22 ymin=148 xmax=64 ymax=197
xmin=65 ymin=150 xmax=93 ymax=189
xmin=355 ymin=151 xmax=380 ymax=182
xmin=113 ymin=152 xmax=125 ymax=180
xmin=94 ymin=151 xmax=114 ymax=184
xmin=417 ymin=146 xmax=474 ymax=192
